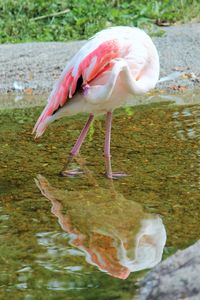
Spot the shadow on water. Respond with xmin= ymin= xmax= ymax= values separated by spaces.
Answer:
xmin=0 ymin=90 xmax=200 ymax=299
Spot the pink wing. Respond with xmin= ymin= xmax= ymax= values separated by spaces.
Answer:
xmin=33 ymin=39 xmax=121 ymax=137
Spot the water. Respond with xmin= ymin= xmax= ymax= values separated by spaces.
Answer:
xmin=0 ymin=91 xmax=200 ymax=299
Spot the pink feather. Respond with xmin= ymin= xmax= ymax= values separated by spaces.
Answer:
xmin=33 ymin=39 xmax=120 ymax=137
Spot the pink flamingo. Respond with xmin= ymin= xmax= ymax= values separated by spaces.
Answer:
xmin=33 ymin=26 xmax=159 ymax=179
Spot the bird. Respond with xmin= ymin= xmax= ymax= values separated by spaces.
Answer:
xmin=33 ymin=26 xmax=159 ymax=179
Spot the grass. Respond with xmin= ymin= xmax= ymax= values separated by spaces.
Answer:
xmin=0 ymin=0 xmax=199 ymax=43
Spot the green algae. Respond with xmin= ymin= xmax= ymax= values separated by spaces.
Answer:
xmin=0 ymin=98 xmax=200 ymax=299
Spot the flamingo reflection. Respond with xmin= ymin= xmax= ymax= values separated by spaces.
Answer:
xmin=35 ymin=175 xmax=166 ymax=279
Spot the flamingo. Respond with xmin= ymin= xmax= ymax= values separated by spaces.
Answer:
xmin=35 ymin=175 xmax=166 ymax=279
xmin=33 ymin=26 xmax=159 ymax=179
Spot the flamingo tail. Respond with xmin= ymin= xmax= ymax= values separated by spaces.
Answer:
xmin=33 ymin=114 xmax=52 ymax=138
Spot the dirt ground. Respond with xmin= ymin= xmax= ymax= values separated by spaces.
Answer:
xmin=0 ymin=23 xmax=200 ymax=95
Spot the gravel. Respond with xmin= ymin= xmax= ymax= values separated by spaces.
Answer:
xmin=0 ymin=23 xmax=200 ymax=94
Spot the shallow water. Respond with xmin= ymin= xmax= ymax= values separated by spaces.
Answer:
xmin=0 ymin=93 xmax=200 ymax=299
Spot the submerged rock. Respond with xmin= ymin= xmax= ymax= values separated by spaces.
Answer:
xmin=137 ymin=240 xmax=200 ymax=300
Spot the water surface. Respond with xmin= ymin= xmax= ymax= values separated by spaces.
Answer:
xmin=0 ymin=92 xmax=200 ymax=299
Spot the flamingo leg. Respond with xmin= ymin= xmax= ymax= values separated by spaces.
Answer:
xmin=104 ymin=112 xmax=128 ymax=179
xmin=61 ymin=113 xmax=94 ymax=176
xmin=104 ymin=112 xmax=112 ymax=178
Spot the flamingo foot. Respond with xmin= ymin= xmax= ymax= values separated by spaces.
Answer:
xmin=60 ymin=168 xmax=84 ymax=177
xmin=106 ymin=172 xmax=128 ymax=180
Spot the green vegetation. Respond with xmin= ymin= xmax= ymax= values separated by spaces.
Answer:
xmin=0 ymin=0 xmax=199 ymax=43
